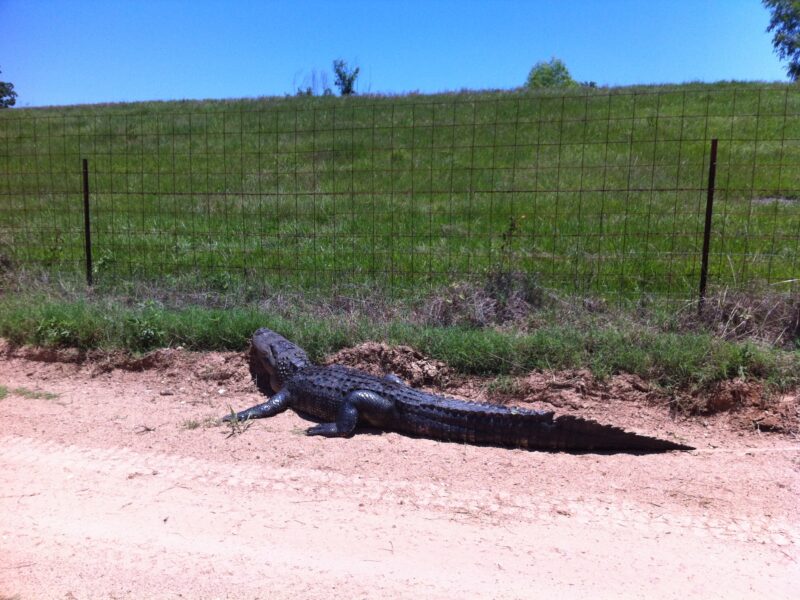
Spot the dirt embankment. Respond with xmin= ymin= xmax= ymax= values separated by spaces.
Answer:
xmin=1 ymin=340 xmax=798 ymax=599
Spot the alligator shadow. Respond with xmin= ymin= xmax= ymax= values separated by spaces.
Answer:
xmin=290 ymin=410 xmax=683 ymax=455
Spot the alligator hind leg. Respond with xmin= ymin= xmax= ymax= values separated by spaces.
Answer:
xmin=222 ymin=389 xmax=291 ymax=422
xmin=306 ymin=403 xmax=359 ymax=437
xmin=306 ymin=390 xmax=393 ymax=437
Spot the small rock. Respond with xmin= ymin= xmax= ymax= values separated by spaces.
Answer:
xmin=754 ymin=415 xmax=782 ymax=432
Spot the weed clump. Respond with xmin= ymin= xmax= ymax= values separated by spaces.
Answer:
xmin=0 ymin=386 xmax=59 ymax=401
xmin=689 ymin=288 xmax=800 ymax=349
xmin=423 ymin=271 xmax=545 ymax=327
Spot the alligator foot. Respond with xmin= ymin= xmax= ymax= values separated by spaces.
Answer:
xmin=222 ymin=389 xmax=291 ymax=422
xmin=306 ymin=403 xmax=358 ymax=437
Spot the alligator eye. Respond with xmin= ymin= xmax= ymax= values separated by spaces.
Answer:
xmin=266 ymin=344 xmax=277 ymax=362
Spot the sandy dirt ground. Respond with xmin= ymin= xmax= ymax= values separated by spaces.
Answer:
xmin=0 ymin=342 xmax=798 ymax=599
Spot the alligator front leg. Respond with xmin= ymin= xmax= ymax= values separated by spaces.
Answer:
xmin=306 ymin=390 xmax=393 ymax=437
xmin=222 ymin=388 xmax=291 ymax=422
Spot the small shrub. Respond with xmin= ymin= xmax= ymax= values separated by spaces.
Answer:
xmin=422 ymin=272 xmax=544 ymax=328
xmin=207 ymin=272 xmax=232 ymax=293
xmin=525 ymin=58 xmax=578 ymax=89
xmin=35 ymin=317 xmax=80 ymax=347
xmin=333 ymin=59 xmax=360 ymax=96
xmin=691 ymin=288 xmax=800 ymax=348
xmin=123 ymin=315 xmax=166 ymax=351
xmin=92 ymin=249 xmax=115 ymax=275
xmin=423 ymin=282 xmax=497 ymax=327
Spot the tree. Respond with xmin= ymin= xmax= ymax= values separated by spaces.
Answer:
xmin=0 ymin=68 xmax=17 ymax=108
xmin=525 ymin=58 xmax=578 ymax=89
xmin=763 ymin=0 xmax=800 ymax=81
xmin=332 ymin=59 xmax=360 ymax=96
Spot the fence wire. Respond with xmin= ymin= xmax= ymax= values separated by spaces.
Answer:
xmin=1 ymin=86 xmax=798 ymax=301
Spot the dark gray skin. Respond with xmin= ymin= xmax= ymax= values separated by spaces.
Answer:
xmin=223 ymin=328 xmax=693 ymax=453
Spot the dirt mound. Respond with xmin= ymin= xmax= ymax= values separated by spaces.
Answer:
xmin=703 ymin=378 xmax=763 ymax=413
xmin=703 ymin=379 xmax=798 ymax=433
xmin=3 ymin=343 xmax=86 ymax=364
xmin=323 ymin=342 xmax=452 ymax=386
xmin=0 ymin=341 xmax=179 ymax=372
xmin=521 ymin=369 xmax=655 ymax=409
xmin=112 ymin=348 xmax=254 ymax=394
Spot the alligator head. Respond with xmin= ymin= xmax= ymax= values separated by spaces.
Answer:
xmin=249 ymin=327 xmax=311 ymax=393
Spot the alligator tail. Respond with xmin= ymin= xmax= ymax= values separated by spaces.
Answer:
xmin=398 ymin=401 xmax=692 ymax=453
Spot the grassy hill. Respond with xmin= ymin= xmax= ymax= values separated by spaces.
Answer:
xmin=1 ymin=82 xmax=798 ymax=300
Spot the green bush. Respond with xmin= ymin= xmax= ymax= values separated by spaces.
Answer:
xmin=525 ymin=58 xmax=578 ymax=88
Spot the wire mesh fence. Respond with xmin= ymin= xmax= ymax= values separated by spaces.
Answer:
xmin=1 ymin=86 xmax=798 ymax=301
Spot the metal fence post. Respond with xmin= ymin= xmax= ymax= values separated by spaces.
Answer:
xmin=698 ymin=138 xmax=718 ymax=313
xmin=82 ymin=158 xmax=93 ymax=286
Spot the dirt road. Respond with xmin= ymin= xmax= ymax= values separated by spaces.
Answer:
xmin=1 ymin=345 xmax=798 ymax=599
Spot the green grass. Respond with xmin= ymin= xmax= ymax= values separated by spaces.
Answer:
xmin=0 ymin=291 xmax=796 ymax=393
xmin=1 ymin=82 xmax=798 ymax=300
xmin=11 ymin=386 xmax=59 ymax=400
xmin=1 ymin=84 xmax=797 ymax=396
xmin=0 ymin=384 xmax=59 ymax=401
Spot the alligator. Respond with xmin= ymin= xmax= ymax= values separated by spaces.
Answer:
xmin=223 ymin=328 xmax=693 ymax=453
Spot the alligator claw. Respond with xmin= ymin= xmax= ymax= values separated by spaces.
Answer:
xmin=306 ymin=423 xmax=345 ymax=437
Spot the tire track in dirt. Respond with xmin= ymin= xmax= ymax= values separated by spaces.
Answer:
xmin=3 ymin=434 xmax=798 ymax=547
xmin=2 ymin=434 xmax=798 ymax=599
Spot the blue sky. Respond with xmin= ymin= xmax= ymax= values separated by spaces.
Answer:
xmin=0 ymin=0 xmax=789 ymax=108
